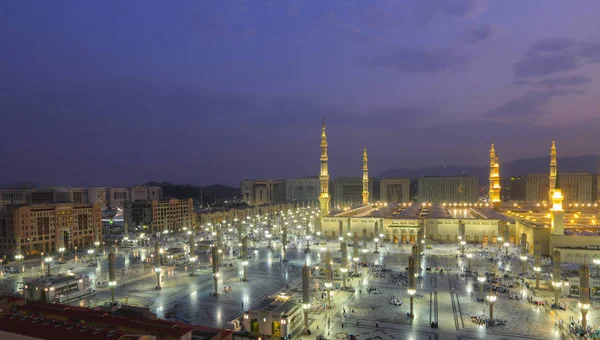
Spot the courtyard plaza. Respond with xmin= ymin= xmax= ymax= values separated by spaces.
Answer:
xmin=1 ymin=233 xmax=597 ymax=339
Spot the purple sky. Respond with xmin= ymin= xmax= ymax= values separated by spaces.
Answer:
xmin=2 ymin=0 xmax=600 ymax=187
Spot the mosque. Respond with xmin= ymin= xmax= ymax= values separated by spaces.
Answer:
xmin=317 ymin=120 xmax=600 ymax=264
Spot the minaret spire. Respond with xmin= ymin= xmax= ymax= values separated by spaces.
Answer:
xmin=551 ymin=172 xmax=564 ymax=235
xmin=362 ymin=148 xmax=369 ymax=205
xmin=549 ymin=139 xmax=557 ymax=202
xmin=319 ymin=118 xmax=330 ymax=216
xmin=489 ymin=142 xmax=501 ymax=210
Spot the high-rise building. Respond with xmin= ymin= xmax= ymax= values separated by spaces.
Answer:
xmin=123 ymin=200 xmax=153 ymax=233
xmin=525 ymin=174 xmax=549 ymax=202
xmin=285 ymin=177 xmax=320 ymax=205
xmin=489 ymin=142 xmax=501 ymax=210
xmin=526 ymin=173 xmax=592 ymax=203
xmin=319 ymin=119 xmax=331 ymax=215
xmin=593 ymin=175 xmax=600 ymax=202
xmin=380 ymin=178 xmax=411 ymax=203
xmin=108 ymin=188 xmax=129 ymax=209
xmin=0 ymin=203 xmax=102 ymax=258
xmin=129 ymin=186 xmax=163 ymax=201
xmin=240 ymin=180 xmax=285 ymax=206
xmin=362 ymin=148 xmax=369 ymax=205
xmin=334 ymin=177 xmax=374 ymax=205
xmin=502 ymin=176 xmax=526 ymax=202
xmin=0 ymin=189 xmax=30 ymax=205
xmin=124 ymin=198 xmax=194 ymax=235
xmin=88 ymin=187 xmax=108 ymax=208
xmin=417 ymin=176 xmax=479 ymax=203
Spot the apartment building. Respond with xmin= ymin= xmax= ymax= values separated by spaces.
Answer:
xmin=417 ymin=176 xmax=479 ymax=203
xmin=380 ymin=178 xmax=411 ymax=203
xmin=0 ymin=203 xmax=103 ymax=258
xmin=241 ymin=180 xmax=286 ymax=206
xmin=124 ymin=198 xmax=194 ymax=234
xmin=285 ymin=177 xmax=320 ymax=205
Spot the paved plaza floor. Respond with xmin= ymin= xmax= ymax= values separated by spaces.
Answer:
xmin=1 ymin=241 xmax=593 ymax=339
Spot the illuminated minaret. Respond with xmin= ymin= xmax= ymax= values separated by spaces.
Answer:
xmin=549 ymin=139 xmax=557 ymax=202
xmin=319 ymin=119 xmax=330 ymax=216
xmin=489 ymin=142 xmax=501 ymax=210
xmin=362 ymin=148 xmax=369 ymax=205
xmin=551 ymin=174 xmax=564 ymax=235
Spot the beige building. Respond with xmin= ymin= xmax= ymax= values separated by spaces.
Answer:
xmin=0 ymin=203 xmax=102 ymax=258
xmin=380 ymin=178 xmax=411 ymax=203
xmin=526 ymin=174 xmax=549 ymax=203
xmin=150 ymin=198 xmax=194 ymax=233
xmin=285 ymin=177 xmax=320 ymax=205
xmin=333 ymin=177 xmax=374 ymax=205
xmin=88 ymin=187 xmax=108 ymax=208
xmin=526 ymin=173 xmax=592 ymax=203
xmin=241 ymin=180 xmax=285 ymax=206
xmin=0 ymin=189 xmax=30 ymax=205
xmin=417 ymin=176 xmax=478 ymax=203
xmin=108 ymin=188 xmax=129 ymax=209
xmin=129 ymin=185 xmax=163 ymax=201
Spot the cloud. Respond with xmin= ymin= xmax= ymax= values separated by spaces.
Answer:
xmin=514 ymin=75 xmax=592 ymax=88
xmin=483 ymin=91 xmax=569 ymax=120
xmin=463 ymin=24 xmax=495 ymax=45
xmin=514 ymin=37 xmax=600 ymax=78
xmin=361 ymin=47 xmax=471 ymax=73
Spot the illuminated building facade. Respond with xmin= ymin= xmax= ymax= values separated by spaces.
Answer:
xmin=380 ymin=178 xmax=411 ymax=203
xmin=417 ymin=176 xmax=478 ymax=203
xmin=241 ymin=180 xmax=286 ymax=206
xmin=285 ymin=177 xmax=320 ymax=205
xmin=0 ymin=203 xmax=102 ymax=258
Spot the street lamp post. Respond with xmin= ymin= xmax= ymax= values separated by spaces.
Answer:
xmin=466 ymin=253 xmax=473 ymax=272
xmin=189 ymin=256 xmax=197 ymax=276
xmin=520 ymin=255 xmax=527 ymax=274
xmin=15 ymin=254 xmax=23 ymax=273
xmin=408 ymin=255 xmax=416 ymax=318
xmin=87 ymin=249 xmax=94 ymax=262
xmin=341 ymin=268 xmax=348 ymax=288
xmin=155 ymin=267 xmax=162 ymax=289
xmin=58 ymin=247 xmax=65 ymax=263
xmin=503 ymin=242 xmax=510 ymax=257
xmin=478 ymin=275 xmax=486 ymax=295
xmin=533 ymin=266 xmax=541 ymax=289
xmin=374 ymin=238 xmax=380 ymax=253
xmin=325 ymin=282 xmax=332 ymax=309
xmin=242 ymin=261 xmax=248 ymax=281
xmin=487 ymin=292 xmax=497 ymax=322
xmin=407 ymin=288 xmax=416 ymax=318
xmin=45 ymin=257 xmax=52 ymax=276
xmin=496 ymin=237 xmax=503 ymax=251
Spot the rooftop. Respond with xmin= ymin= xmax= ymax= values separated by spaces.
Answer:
xmin=252 ymin=297 xmax=298 ymax=315
xmin=0 ymin=314 xmax=128 ymax=340
xmin=471 ymin=208 xmax=516 ymax=223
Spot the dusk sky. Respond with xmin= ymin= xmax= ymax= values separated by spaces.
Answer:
xmin=2 ymin=1 xmax=600 ymax=187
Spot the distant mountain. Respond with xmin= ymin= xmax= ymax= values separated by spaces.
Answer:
xmin=378 ymin=155 xmax=600 ymax=184
xmin=0 ymin=181 xmax=43 ymax=189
